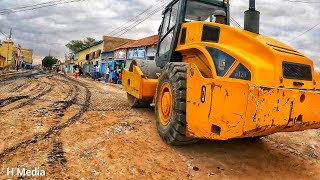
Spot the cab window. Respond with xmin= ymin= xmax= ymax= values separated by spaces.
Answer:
xmin=185 ymin=0 xmax=226 ymax=23
xmin=161 ymin=10 xmax=170 ymax=37
xmin=158 ymin=1 xmax=179 ymax=56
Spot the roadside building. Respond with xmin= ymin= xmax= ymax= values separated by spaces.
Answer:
xmin=127 ymin=35 xmax=158 ymax=60
xmin=0 ymin=40 xmax=16 ymax=67
xmin=88 ymin=40 xmax=104 ymax=66
xmin=21 ymin=48 xmax=33 ymax=69
xmin=100 ymin=36 xmax=133 ymax=74
xmin=60 ymin=62 xmax=66 ymax=72
xmin=74 ymin=36 xmax=133 ymax=76
xmin=64 ymin=53 xmax=74 ymax=73
xmin=0 ymin=40 xmax=33 ymax=69
xmin=75 ymin=41 xmax=103 ymax=74
xmin=0 ymin=55 xmax=5 ymax=68
xmin=113 ymin=41 xmax=135 ymax=70
xmin=74 ymin=47 xmax=90 ymax=67
xmin=113 ymin=35 xmax=159 ymax=69
xmin=114 ymin=35 xmax=158 ymax=60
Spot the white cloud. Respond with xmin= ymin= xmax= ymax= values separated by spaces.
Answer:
xmin=0 ymin=0 xmax=318 ymax=66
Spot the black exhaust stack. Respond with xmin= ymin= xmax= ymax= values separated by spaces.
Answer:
xmin=244 ymin=0 xmax=260 ymax=34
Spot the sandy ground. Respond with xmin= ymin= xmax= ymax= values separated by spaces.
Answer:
xmin=0 ymin=73 xmax=320 ymax=179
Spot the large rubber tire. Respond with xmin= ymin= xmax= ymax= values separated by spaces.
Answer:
xmin=155 ymin=62 xmax=198 ymax=145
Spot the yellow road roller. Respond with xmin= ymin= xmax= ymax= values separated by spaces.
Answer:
xmin=123 ymin=0 xmax=320 ymax=145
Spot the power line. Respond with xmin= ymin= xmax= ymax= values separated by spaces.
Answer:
xmin=109 ymin=0 xmax=169 ymax=37
xmin=0 ymin=31 xmax=8 ymax=38
xmin=283 ymin=0 xmax=320 ymax=3
xmin=106 ymin=0 xmax=164 ymax=36
xmin=115 ymin=2 xmax=170 ymax=37
xmin=111 ymin=0 xmax=170 ymax=37
xmin=0 ymin=0 xmax=86 ymax=15
xmin=0 ymin=0 xmax=67 ymax=13
xmin=231 ymin=20 xmax=242 ymax=29
xmin=230 ymin=16 xmax=242 ymax=29
xmin=287 ymin=22 xmax=320 ymax=42
xmin=117 ymin=2 xmax=169 ymax=37
xmin=0 ymin=0 xmax=85 ymax=15
xmin=230 ymin=21 xmax=240 ymax=29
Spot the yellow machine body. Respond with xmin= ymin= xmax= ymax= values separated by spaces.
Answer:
xmin=122 ymin=64 xmax=158 ymax=101
xmin=187 ymin=64 xmax=320 ymax=139
xmin=123 ymin=21 xmax=320 ymax=140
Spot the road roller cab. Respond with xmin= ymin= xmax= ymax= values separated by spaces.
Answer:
xmin=122 ymin=0 xmax=320 ymax=145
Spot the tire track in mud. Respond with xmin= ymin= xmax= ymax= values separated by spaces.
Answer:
xmin=45 ymin=77 xmax=77 ymax=167
xmin=33 ymin=84 xmax=78 ymax=118
xmin=48 ymin=141 xmax=67 ymax=166
xmin=0 ymin=78 xmax=28 ymax=94
xmin=0 ymin=75 xmax=91 ymax=162
xmin=0 ymin=81 xmax=42 ymax=109
xmin=0 ymin=73 xmax=43 ymax=93
xmin=9 ymin=82 xmax=53 ymax=110
xmin=0 ymin=96 xmax=30 ymax=108
xmin=0 ymin=74 xmax=76 ymax=119
xmin=10 ymin=76 xmax=41 ymax=93
xmin=0 ymin=72 xmax=48 ymax=106
xmin=10 ymin=81 xmax=29 ymax=92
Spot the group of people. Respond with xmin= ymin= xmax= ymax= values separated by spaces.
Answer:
xmin=70 ymin=64 xmax=123 ymax=84
xmin=72 ymin=66 xmax=83 ymax=79
xmin=93 ymin=65 xmax=101 ymax=81
xmin=106 ymin=66 xmax=122 ymax=84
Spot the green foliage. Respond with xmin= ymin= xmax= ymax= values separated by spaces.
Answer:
xmin=84 ymin=37 xmax=96 ymax=46
xmin=42 ymin=56 xmax=58 ymax=68
xmin=65 ymin=37 xmax=96 ymax=53
xmin=65 ymin=40 xmax=84 ymax=53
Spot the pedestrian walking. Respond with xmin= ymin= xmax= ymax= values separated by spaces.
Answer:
xmin=93 ymin=65 xmax=97 ymax=80
xmin=75 ymin=67 xmax=79 ymax=79
xmin=96 ymin=66 xmax=100 ymax=81
xmin=115 ymin=71 xmax=119 ymax=84
xmin=118 ymin=72 xmax=123 ymax=84
xmin=111 ymin=70 xmax=116 ymax=83
xmin=105 ymin=68 xmax=110 ymax=83
xmin=79 ymin=67 xmax=83 ymax=76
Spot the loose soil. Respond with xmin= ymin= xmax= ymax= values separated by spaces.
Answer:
xmin=1 ymin=73 xmax=320 ymax=179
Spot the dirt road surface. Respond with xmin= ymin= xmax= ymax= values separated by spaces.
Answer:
xmin=1 ymin=73 xmax=320 ymax=179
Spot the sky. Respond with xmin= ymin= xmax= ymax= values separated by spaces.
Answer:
xmin=0 ymin=0 xmax=319 ymax=70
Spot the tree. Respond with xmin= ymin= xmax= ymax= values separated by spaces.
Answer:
xmin=84 ymin=37 xmax=96 ymax=46
xmin=42 ymin=56 xmax=58 ymax=68
xmin=65 ymin=40 xmax=84 ymax=53
xmin=65 ymin=37 xmax=96 ymax=53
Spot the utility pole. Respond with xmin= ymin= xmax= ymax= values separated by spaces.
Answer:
xmin=9 ymin=28 xmax=12 ymax=39
xmin=6 ymin=42 xmax=9 ymax=67
xmin=5 ymin=28 xmax=12 ymax=67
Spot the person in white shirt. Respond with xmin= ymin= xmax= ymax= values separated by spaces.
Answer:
xmin=96 ymin=66 xmax=100 ymax=80
xmin=105 ymin=68 xmax=110 ymax=83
